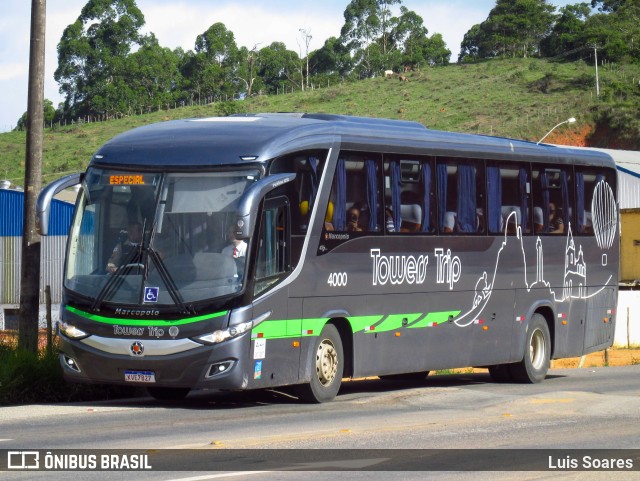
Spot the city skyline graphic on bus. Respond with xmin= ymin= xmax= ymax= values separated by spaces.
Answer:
xmin=455 ymin=180 xmax=617 ymax=328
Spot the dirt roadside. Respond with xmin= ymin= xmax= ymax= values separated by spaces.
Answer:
xmin=550 ymin=348 xmax=640 ymax=369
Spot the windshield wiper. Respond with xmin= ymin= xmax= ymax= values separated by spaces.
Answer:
xmin=90 ymin=240 xmax=143 ymax=312
xmin=146 ymin=247 xmax=193 ymax=315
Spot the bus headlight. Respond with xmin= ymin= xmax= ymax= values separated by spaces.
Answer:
xmin=58 ymin=322 xmax=90 ymax=340
xmin=196 ymin=320 xmax=252 ymax=345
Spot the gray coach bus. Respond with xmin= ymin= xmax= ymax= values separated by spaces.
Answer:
xmin=37 ymin=113 xmax=619 ymax=402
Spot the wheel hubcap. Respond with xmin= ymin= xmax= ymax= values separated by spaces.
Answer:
xmin=316 ymin=339 xmax=338 ymax=386
xmin=529 ymin=328 xmax=546 ymax=370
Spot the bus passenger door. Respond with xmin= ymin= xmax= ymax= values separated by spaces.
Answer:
xmin=249 ymin=197 xmax=302 ymax=388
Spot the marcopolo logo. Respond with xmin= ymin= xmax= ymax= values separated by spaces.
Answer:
xmin=370 ymin=249 xmax=429 ymax=286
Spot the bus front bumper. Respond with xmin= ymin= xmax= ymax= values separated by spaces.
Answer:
xmin=58 ymin=333 xmax=250 ymax=390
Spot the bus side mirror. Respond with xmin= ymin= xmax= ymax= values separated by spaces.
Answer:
xmin=235 ymin=173 xmax=295 ymax=239
xmin=36 ymin=172 xmax=83 ymax=236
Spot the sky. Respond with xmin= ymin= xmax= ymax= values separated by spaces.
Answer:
xmin=0 ymin=0 xmax=580 ymax=133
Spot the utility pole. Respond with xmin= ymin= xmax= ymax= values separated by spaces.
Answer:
xmin=299 ymin=28 xmax=312 ymax=91
xmin=594 ymin=44 xmax=600 ymax=98
xmin=19 ymin=0 xmax=46 ymax=353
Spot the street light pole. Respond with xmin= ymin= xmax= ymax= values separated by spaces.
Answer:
xmin=537 ymin=117 xmax=576 ymax=145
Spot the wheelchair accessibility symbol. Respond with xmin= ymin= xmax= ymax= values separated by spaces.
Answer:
xmin=144 ymin=287 xmax=159 ymax=303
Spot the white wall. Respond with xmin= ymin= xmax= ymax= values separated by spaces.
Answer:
xmin=615 ymin=291 xmax=640 ymax=347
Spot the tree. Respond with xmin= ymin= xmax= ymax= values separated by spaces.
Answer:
xmin=340 ymin=0 xmax=402 ymax=77
xmin=590 ymin=0 xmax=626 ymax=12
xmin=540 ymin=3 xmax=591 ymax=59
xmin=391 ymin=8 xmax=451 ymax=69
xmin=459 ymin=24 xmax=483 ymax=62
xmin=256 ymin=42 xmax=301 ymax=94
xmin=55 ymin=0 xmax=145 ymax=117
xmin=459 ymin=0 xmax=556 ymax=60
xmin=581 ymin=2 xmax=640 ymax=62
xmin=124 ymin=34 xmax=181 ymax=110
xmin=15 ymin=99 xmax=56 ymax=131
xmin=310 ymin=36 xmax=353 ymax=78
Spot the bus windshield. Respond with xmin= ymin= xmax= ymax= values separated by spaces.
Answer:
xmin=65 ymin=167 xmax=259 ymax=307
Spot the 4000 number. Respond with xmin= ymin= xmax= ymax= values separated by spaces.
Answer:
xmin=327 ymin=272 xmax=348 ymax=287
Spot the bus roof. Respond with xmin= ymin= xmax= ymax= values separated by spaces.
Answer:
xmin=90 ymin=113 xmax=615 ymax=170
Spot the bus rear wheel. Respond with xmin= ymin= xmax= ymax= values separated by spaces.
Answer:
xmin=509 ymin=313 xmax=550 ymax=383
xmin=296 ymin=324 xmax=344 ymax=403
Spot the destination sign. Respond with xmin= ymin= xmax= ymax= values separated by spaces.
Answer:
xmin=109 ymin=175 xmax=146 ymax=185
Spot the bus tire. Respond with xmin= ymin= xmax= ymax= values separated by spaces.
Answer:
xmin=509 ymin=313 xmax=550 ymax=383
xmin=488 ymin=364 xmax=513 ymax=383
xmin=147 ymin=386 xmax=190 ymax=401
xmin=296 ymin=324 xmax=344 ymax=403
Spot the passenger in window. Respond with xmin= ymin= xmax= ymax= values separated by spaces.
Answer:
xmin=534 ymin=207 xmax=544 ymax=234
xmin=347 ymin=206 xmax=363 ymax=232
xmin=443 ymin=211 xmax=456 ymax=234
xmin=385 ymin=208 xmax=395 ymax=233
xmin=549 ymin=202 xmax=564 ymax=234
xmin=221 ymin=225 xmax=247 ymax=258
xmin=107 ymin=221 xmax=143 ymax=273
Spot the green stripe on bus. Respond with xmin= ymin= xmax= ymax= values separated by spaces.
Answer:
xmin=65 ymin=305 xmax=227 ymax=326
xmin=369 ymin=313 xmax=423 ymax=333
xmin=408 ymin=310 xmax=461 ymax=328
xmin=347 ymin=315 xmax=384 ymax=333
xmin=250 ymin=311 xmax=461 ymax=340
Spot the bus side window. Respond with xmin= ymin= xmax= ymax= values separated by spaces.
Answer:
xmin=487 ymin=164 xmax=530 ymax=236
xmin=254 ymin=198 xmax=290 ymax=297
xmin=323 ymin=153 xmax=382 ymax=233
xmin=533 ymin=166 xmax=572 ymax=235
xmin=576 ymin=169 xmax=611 ymax=236
xmin=383 ymin=157 xmax=434 ymax=234
xmin=436 ymin=158 xmax=483 ymax=234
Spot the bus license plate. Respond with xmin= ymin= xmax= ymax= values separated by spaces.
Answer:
xmin=124 ymin=370 xmax=156 ymax=383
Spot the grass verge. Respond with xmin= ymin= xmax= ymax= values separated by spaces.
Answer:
xmin=0 ymin=334 xmax=143 ymax=406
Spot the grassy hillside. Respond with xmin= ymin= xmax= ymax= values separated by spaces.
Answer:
xmin=1 ymin=58 xmax=638 ymax=187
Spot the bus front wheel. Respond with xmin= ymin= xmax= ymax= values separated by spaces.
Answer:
xmin=296 ymin=324 xmax=344 ymax=403
xmin=509 ymin=313 xmax=550 ymax=383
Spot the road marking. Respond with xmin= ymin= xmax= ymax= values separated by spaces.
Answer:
xmin=0 ymin=439 xmax=13 ymax=442
xmin=165 ymin=472 xmax=268 ymax=481
xmin=530 ymin=398 xmax=575 ymax=404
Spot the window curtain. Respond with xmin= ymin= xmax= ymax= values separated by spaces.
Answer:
xmin=456 ymin=164 xmax=477 ymax=233
xmin=436 ymin=163 xmax=448 ymax=231
xmin=487 ymin=166 xmax=502 ymax=233
xmin=519 ymin=168 xmax=529 ymax=233
xmin=541 ymin=171 xmax=550 ymax=232
xmin=576 ymin=172 xmax=585 ymax=234
xmin=420 ymin=163 xmax=431 ymax=233
xmin=366 ymin=159 xmax=378 ymax=231
xmin=390 ymin=161 xmax=402 ymax=231
xmin=334 ymin=158 xmax=346 ymax=231
xmin=560 ymin=170 xmax=570 ymax=227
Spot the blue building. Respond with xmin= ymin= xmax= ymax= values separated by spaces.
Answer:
xmin=0 ymin=188 xmax=74 ymax=329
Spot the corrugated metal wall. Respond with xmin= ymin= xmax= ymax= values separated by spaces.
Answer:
xmin=617 ymin=166 xmax=640 ymax=210
xmin=0 ymin=190 xmax=73 ymax=304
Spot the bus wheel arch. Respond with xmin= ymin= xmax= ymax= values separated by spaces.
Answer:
xmin=509 ymin=312 xmax=551 ymax=383
xmin=295 ymin=322 xmax=346 ymax=403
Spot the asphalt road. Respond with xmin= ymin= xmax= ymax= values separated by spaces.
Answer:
xmin=1 ymin=366 xmax=639 ymax=480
